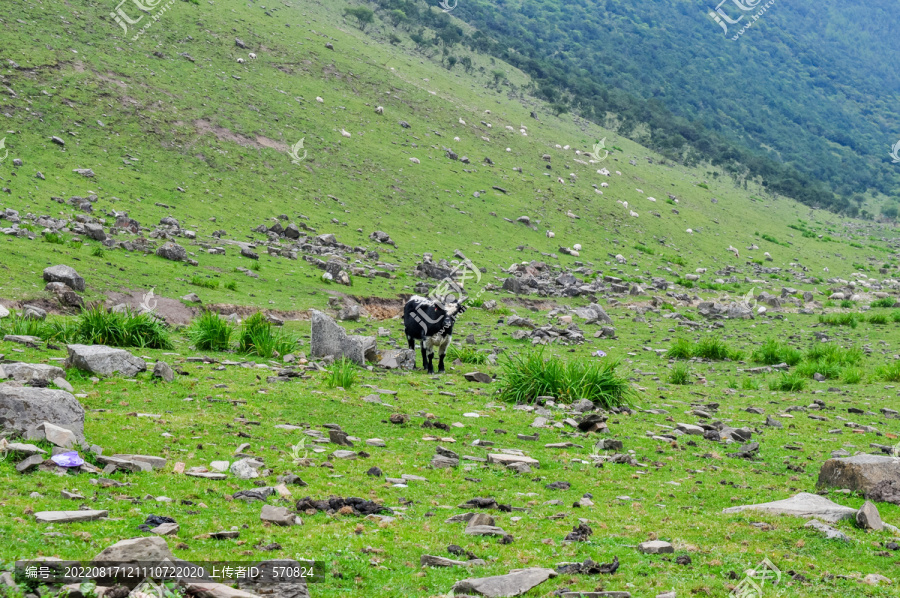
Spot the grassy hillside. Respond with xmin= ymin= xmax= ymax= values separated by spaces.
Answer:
xmin=1 ymin=2 xmax=900 ymax=598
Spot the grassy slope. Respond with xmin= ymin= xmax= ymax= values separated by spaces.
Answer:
xmin=0 ymin=1 xmax=899 ymax=597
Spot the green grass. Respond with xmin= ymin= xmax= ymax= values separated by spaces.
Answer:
xmin=841 ymin=367 xmax=864 ymax=384
xmin=446 ymin=344 xmax=488 ymax=365
xmin=868 ymin=314 xmax=888 ymax=325
xmin=188 ymin=311 xmax=234 ymax=352
xmin=498 ymin=348 xmax=632 ymax=408
xmin=633 ymin=244 xmax=654 ymax=255
xmin=224 ymin=281 xmax=238 ymax=291
xmin=870 ymin=297 xmax=896 ymax=308
xmin=751 ymin=339 xmax=802 ymax=366
xmin=237 ymin=312 xmax=295 ymax=358
xmin=768 ymin=372 xmax=807 ymax=391
xmin=190 ymin=276 xmax=219 ymax=290
xmin=839 ymin=299 xmax=854 ymax=309
xmin=42 ymin=232 xmax=65 ymax=245
xmin=818 ymin=313 xmax=859 ymax=328
xmin=324 ymin=358 xmax=358 ymax=389
xmin=90 ymin=246 xmax=105 ymax=258
xmin=668 ymin=362 xmax=692 ymax=385
xmin=694 ymin=337 xmax=742 ymax=361
xmin=877 ymin=362 xmax=900 ymax=382
xmin=664 ymin=338 xmax=693 ymax=360
xmin=72 ymin=306 xmax=173 ymax=350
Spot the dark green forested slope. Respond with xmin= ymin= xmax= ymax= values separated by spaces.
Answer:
xmin=367 ymin=0 xmax=900 ymax=215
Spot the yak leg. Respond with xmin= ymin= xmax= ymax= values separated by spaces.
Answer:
xmin=437 ymin=335 xmax=452 ymax=373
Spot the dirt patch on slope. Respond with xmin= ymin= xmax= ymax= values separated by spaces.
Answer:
xmin=193 ymin=119 xmax=287 ymax=152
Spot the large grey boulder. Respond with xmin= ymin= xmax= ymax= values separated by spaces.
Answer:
xmin=310 ymin=310 xmax=376 ymax=365
xmin=156 ymin=241 xmax=187 ymax=262
xmin=2 ymin=363 xmax=66 ymax=384
xmin=452 ymin=568 xmax=557 ymax=597
xmin=817 ymin=454 xmax=900 ymax=496
xmin=0 ymin=384 xmax=85 ymax=442
xmin=66 ymin=344 xmax=147 ymax=376
xmin=83 ymin=223 xmax=106 ymax=242
xmin=722 ymin=492 xmax=857 ymax=523
xmin=43 ymin=265 xmax=85 ymax=292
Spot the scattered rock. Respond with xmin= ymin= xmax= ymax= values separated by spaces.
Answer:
xmin=817 ymin=454 xmax=900 ymax=497
xmin=43 ymin=265 xmax=85 ymax=292
xmin=857 ymin=500 xmax=883 ymax=531
xmin=156 ymin=241 xmax=187 ymax=262
xmin=0 ymin=385 xmax=85 ymax=442
xmin=638 ymin=541 xmax=674 ymax=554
xmin=152 ymin=361 xmax=175 ymax=382
xmin=723 ymin=492 xmax=858 ymax=523
xmin=35 ymin=510 xmax=108 ymax=523
xmin=260 ymin=505 xmax=301 ymax=526
xmin=310 ymin=310 xmax=376 ymax=365
xmin=804 ymin=519 xmax=849 ymax=541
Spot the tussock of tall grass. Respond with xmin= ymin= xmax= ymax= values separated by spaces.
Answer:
xmin=190 ymin=276 xmax=219 ymax=290
xmin=870 ymin=297 xmax=896 ymax=308
xmin=878 ymin=362 xmax=900 ymax=382
xmin=818 ymin=313 xmax=858 ymax=328
xmin=238 ymin=312 xmax=296 ymax=358
xmin=768 ymin=372 xmax=806 ymax=392
xmin=665 ymin=337 xmax=741 ymax=361
xmin=751 ymin=339 xmax=802 ymax=366
xmin=447 ymin=345 xmax=488 ymax=365
xmin=74 ymin=306 xmax=173 ymax=349
xmin=324 ymin=358 xmax=357 ymax=389
xmin=188 ymin=311 xmax=234 ymax=352
xmin=668 ymin=363 xmax=692 ymax=385
xmin=497 ymin=349 xmax=632 ymax=408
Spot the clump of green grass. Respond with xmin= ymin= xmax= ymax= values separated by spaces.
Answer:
xmin=324 ymin=358 xmax=357 ymax=389
xmin=190 ymin=276 xmax=219 ymax=290
xmin=795 ymin=360 xmax=842 ymax=379
xmin=868 ymin=314 xmax=888 ymax=325
xmin=870 ymin=297 xmax=896 ymax=308
xmin=447 ymin=344 xmax=488 ymax=365
xmin=238 ymin=312 xmax=295 ymax=358
xmin=43 ymin=232 xmax=65 ymax=244
xmin=741 ymin=377 xmax=760 ymax=390
xmin=665 ymin=339 xmax=693 ymax=360
xmin=805 ymin=344 xmax=862 ymax=367
xmin=877 ymin=362 xmax=900 ymax=382
xmin=633 ymin=244 xmax=654 ymax=255
xmin=667 ymin=255 xmax=687 ymax=267
xmin=497 ymin=348 xmax=633 ymax=408
xmin=768 ymin=372 xmax=806 ymax=392
xmin=751 ymin=339 xmax=802 ymax=366
xmin=668 ymin=363 xmax=692 ymax=385
xmin=224 ymin=281 xmax=238 ymax=291
xmin=694 ymin=337 xmax=743 ymax=361
xmin=91 ymin=246 xmax=105 ymax=258
xmin=818 ymin=313 xmax=858 ymax=328
xmin=839 ymin=299 xmax=854 ymax=309
xmin=74 ymin=306 xmax=172 ymax=349
xmin=841 ymin=368 xmax=863 ymax=384
xmin=0 ymin=313 xmax=49 ymax=338
xmin=250 ymin=260 xmax=261 ymax=271
xmin=188 ymin=311 xmax=234 ymax=351
xmin=892 ymin=311 xmax=900 ymax=323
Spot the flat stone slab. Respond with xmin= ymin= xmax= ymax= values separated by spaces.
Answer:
xmin=817 ymin=454 xmax=900 ymax=495
xmin=723 ymin=492 xmax=857 ymax=523
xmin=185 ymin=471 xmax=227 ymax=480
xmin=35 ymin=510 xmax=108 ymax=523
xmin=3 ymin=335 xmax=41 ymax=346
xmin=487 ymin=454 xmax=540 ymax=468
xmin=465 ymin=525 xmax=507 ymax=536
xmin=452 ymin=568 xmax=556 ymax=598
xmin=151 ymin=522 xmax=180 ymax=536
xmin=421 ymin=555 xmax=485 ymax=567
xmin=804 ymin=519 xmax=849 ymax=541
xmin=111 ymin=454 xmax=167 ymax=469
xmin=638 ymin=540 xmax=673 ymax=554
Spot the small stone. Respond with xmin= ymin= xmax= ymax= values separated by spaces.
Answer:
xmin=260 ymin=505 xmax=300 ymax=526
xmin=152 ymin=361 xmax=175 ymax=382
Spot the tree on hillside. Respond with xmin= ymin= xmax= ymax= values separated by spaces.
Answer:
xmin=344 ymin=6 xmax=374 ymax=31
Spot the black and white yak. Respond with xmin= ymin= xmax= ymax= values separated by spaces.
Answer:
xmin=403 ymin=295 xmax=467 ymax=374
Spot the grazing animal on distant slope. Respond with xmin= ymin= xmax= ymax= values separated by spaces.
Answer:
xmin=403 ymin=295 xmax=467 ymax=374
